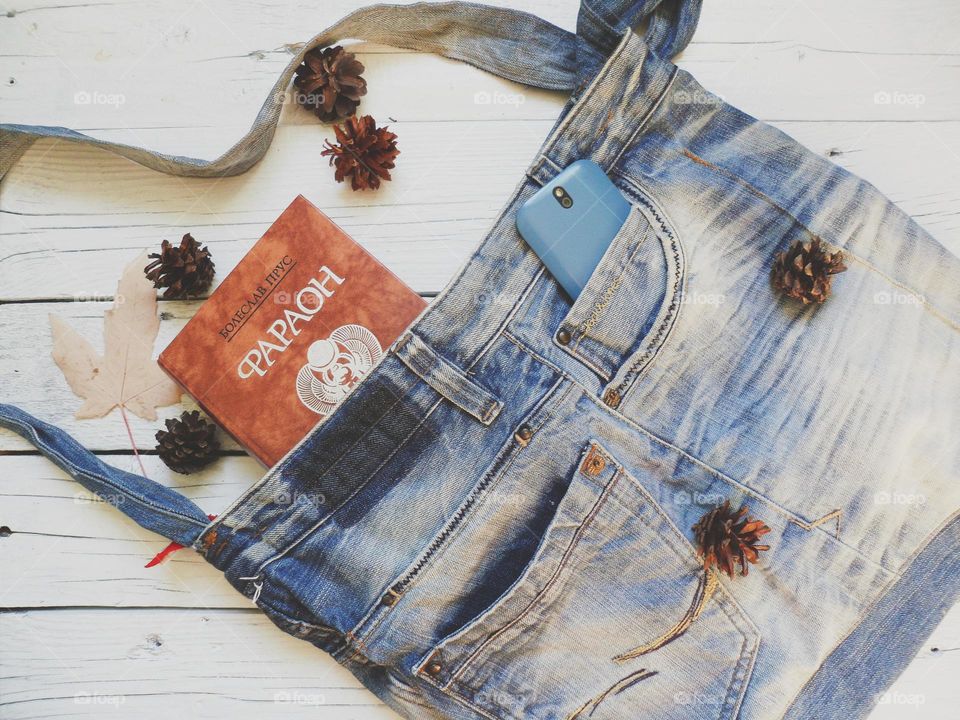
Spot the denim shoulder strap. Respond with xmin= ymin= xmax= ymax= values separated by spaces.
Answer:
xmin=0 ymin=404 xmax=210 ymax=545
xmin=0 ymin=0 xmax=701 ymax=182
xmin=0 ymin=0 xmax=701 ymax=546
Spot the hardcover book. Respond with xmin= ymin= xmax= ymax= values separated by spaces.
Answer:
xmin=159 ymin=195 xmax=427 ymax=467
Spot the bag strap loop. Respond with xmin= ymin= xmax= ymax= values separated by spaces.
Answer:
xmin=0 ymin=404 xmax=210 ymax=545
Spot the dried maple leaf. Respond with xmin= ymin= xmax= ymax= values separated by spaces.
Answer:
xmin=50 ymin=251 xmax=182 ymax=421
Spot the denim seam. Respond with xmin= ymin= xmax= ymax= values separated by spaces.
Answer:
xmin=608 ymin=178 xmax=686 ymax=401
xmin=257 ymin=595 xmax=342 ymax=640
xmin=194 ymin=364 xmax=422 ymax=547
xmin=782 ymin=507 xmax=960 ymax=716
xmin=535 ymin=31 xmax=634 ymax=167
xmin=678 ymin=145 xmax=960 ymax=333
xmin=715 ymin=590 xmax=760 ymax=718
xmin=396 ymin=333 xmax=503 ymax=424
xmin=603 ymin=65 xmax=680 ymax=174
xmin=347 ymin=377 xmax=573 ymax=656
xmin=502 ymin=329 xmax=575 ymax=381
xmin=504 ymin=330 xmax=896 ymax=570
xmin=581 ymin=388 xmax=896 ymax=573
xmin=552 ymin=320 xmax=612 ymax=380
xmin=558 ymin=215 xmax=652 ymax=376
xmin=845 ymin=254 xmax=960 ymax=332
xmin=468 ymin=266 xmax=547 ymax=372
xmin=6 ymin=415 xmax=207 ymax=530
xmin=432 ymin=470 xmax=621 ymax=691
xmin=250 ymin=396 xmax=445 ymax=581
xmin=596 ymin=440 xmax=702 ymax=567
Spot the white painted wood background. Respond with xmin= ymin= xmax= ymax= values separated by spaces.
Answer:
xmin=1 ymin=0 xmax=958 ymax=717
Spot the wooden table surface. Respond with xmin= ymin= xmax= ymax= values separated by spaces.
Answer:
xmin=1 ymin=1 xmax=958 ymax=717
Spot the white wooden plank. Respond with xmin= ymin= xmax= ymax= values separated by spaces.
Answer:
xmin=695 ymin=0 xmax=959 ymax=53
xmin=1 ymin=41 xmax=957 ymax=132
xmin=0 ymin=608 xmax=400 ymax=719
xmin=0 ymin=606 xmax=957 ymax=719
xmin=0 ymin=455 xmax=258 ymax=608
xmin=3 ymin=0 xmax=958 ymax=56
xmin=2 ymin=120 xmax=958 ymax=302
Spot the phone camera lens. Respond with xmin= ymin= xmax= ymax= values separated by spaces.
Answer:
xmin=561 ymin=196 xmax=573 ymax=208
xmin=553 ymin=186 xmax=573 ymax=208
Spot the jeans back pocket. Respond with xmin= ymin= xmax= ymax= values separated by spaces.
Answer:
xmin=416 ymin=440 xmax=758 ymax=720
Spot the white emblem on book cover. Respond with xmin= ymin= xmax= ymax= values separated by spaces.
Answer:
xmin=296 ymin=324 xmax=383 ymax=415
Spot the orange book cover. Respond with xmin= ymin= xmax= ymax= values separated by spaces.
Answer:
xmin=159 ymin=195 xmax=427 ymax=467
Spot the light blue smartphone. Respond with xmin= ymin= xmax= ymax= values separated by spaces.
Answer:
xmin=517 ymin=159 xmax=631 ymax=300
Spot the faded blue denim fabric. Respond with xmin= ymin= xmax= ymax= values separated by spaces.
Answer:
xmin=2 ymin=2 xmax=960 ymax=719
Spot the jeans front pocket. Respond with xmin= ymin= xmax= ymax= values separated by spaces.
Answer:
xmin=554 ymin=195 xmax=683 ymax=387
xmin=416 ymin=441 xmax=758 ymax=720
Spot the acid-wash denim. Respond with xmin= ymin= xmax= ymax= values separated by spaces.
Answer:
xmin=2 ymin=2 xmax=959 ymax=719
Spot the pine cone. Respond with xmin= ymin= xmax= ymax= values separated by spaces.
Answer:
xmin=771 ymin=236 xmax=847 ymax=304
xmin=321 ymin=115 xmax=399 ymax=191
xmin=692 ymin=500 xmax=771 ymax=578
xmin=155 ymin=410 xmax=220 ymax=475
xmin=294 ymin=45 xmax=367 ymax=122
xmin=144 ymin=233 xmax=215 ymax=299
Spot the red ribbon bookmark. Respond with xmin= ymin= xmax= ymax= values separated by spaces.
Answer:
xmin=145 ymin=514 xmax=216 ymax=568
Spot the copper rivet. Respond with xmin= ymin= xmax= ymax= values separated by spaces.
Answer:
xmin=556 ymin=328 xmax=572 ymax=345
xmin=515 ymin=424 xmax=533 ymax=442
xmin=603 ymin=389 xmax=621 ymax=408
xmin=582 ymin=449 xmax=606 ymax=476
xmin=426 ymin=661 xmax=442 ymax=676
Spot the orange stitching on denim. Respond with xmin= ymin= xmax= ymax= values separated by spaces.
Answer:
xmin=613 ymin=569 xmax=719 ymax=662
xmin=789 ymin=508 xmax=842 ymax=539
xmin=446 ymin=471 xmax=621 ymax=687
xmin=566 ymin=668 xmax=659 ymax=719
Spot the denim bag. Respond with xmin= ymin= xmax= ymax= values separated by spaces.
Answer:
xmin=2 ymin=2 xmax=959 ymax=719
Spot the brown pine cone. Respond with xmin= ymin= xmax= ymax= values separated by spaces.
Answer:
xmin=692 ymin=500 xmax=771 ymax=578
xmin=321 ymin=115 xmax=399 ymax=191
xmin=144 ymin=233 xmax=215 ymax=299
xmin=155 ymin=410 xmax=220 ymax=475
xmin=294 ymin=45 xmax=367 ymax=122
xmin=771 ymin=236 xmax=847 ymax=304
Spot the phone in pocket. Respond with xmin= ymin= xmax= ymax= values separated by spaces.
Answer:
xmin=517 ymin=159 xmax=631 ymax=300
